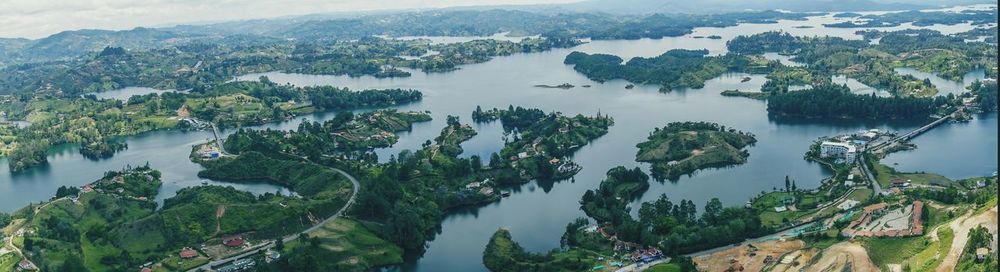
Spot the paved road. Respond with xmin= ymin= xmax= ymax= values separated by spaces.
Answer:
xmin=187 ymin=164 xmax=360 ymax=272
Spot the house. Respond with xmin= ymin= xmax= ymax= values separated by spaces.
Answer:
xmin=465 ymin=182 xmax=481 ymax=189
xmin=976 ymin=179 xmax=987 ymax=188
xmin=140 ymin=268 xmax=152 ymax=272
xmin=976 ymin=247 xmax=990 ymax=261
xmin=890 ymin=179 xmax=910 ymax=188
xmin=774 ymin=206 xmax=788 ymax=212
xmin=479 ymin=187 xmax=494 ymax=196
xmin=17 ymin=260 xmax=37 ymax=271
xmin=845 ymin=174 xmax=855 ymax=187
xmin=180 ymin=247 xmax=198 ymax=259
xmin=549 ymin=158 xmax=561 ymax=165
xmin=223 ymin=235 xmax=245 ymax=247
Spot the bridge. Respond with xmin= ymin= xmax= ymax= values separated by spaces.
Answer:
xmin=868 ymin=110 xmax=956 ymax=153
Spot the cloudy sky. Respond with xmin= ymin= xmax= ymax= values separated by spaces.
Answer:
xmin=0 ymin=0 xmax=581 ymax=39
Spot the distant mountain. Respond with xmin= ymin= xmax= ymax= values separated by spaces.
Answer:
xmin=21 ymin=27 xmax=194 ymax=61
xmin=562 ymin=0 xmax=934 ymax=14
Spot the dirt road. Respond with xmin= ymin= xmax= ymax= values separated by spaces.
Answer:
xmin=936 ymin=206 xmax=997 ymax=272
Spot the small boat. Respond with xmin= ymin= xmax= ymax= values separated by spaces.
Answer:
xmin=741 ymin=77 xmax=751 ymax=82
xmin=501 ymin=191 xmax=511 ymax=197
xmin=625 ymin=84 xmax=635 ymax=89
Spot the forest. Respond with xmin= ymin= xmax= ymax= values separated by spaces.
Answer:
xmin=564 ymin=49 xmax=780 ymax=91
xmin=766 ymin=84 xmax=948 ymax=119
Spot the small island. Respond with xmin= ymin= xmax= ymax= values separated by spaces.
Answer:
xmin=533 ymin=83 xmax=575 ymax=89
xmin=636 ymin=122 xmax=756 ymax=180
xmin=720 ymin=89 xmax=769 ymax=100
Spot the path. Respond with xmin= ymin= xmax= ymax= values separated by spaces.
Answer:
xmin=936 ymin=205 xmax=997 ymax=272
xmin=613 ymin=258 xmax=670 ymax=272
xmin=806 ymin=241 xmax=878 ymax=272
xmin=187 ymin=162 xmax=360 ymax=272
xmin=5 ymin=197 xmax=67 ymax=269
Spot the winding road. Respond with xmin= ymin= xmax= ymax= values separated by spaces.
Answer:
xmin=187 ymin=162 xmax=360 ymax=272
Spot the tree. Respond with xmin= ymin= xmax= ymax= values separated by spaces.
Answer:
xmin=275 ymin=238 xmax=285 ymax=251
xmin=785 ymin=176 xmax=791 ymax=192
xmin=702 ymin=198 xmax=724 ymax=225
xmin=60 ymin=254 xmax=87 ymax=272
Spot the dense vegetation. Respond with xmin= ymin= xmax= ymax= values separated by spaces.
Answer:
xmin=968 ymin=80 xmax=998 ymax=112
xmin=0 ymin=78 xmax=423 ymax=172
xmin=578 ymin=166 xmax=768 ymax=255
xmin=636 ymin=122 xmax=756 ymax=180
xmin=728 ymin=30 xmax=998 ymax=97
xmin=479 ymin=106 xmax=615 ymax=181
xmin=767 ymin=84 xmax=951 ymax=119
xmin=823 ymin=9 xmax=997 ymax=28
xmin=564 ymin=49 xmax=779 ymax=91
xmin=483 ymin=229 xmax=595 ymax=272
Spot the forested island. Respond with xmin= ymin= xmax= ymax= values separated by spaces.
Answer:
xmin=766 ymin=84 xmax=950 ymax=119
xmin=564 ymin=49 xmax=780 ymax=91
xmin=727 ymin=30 xmax=998 ymax=97
xmin=635 ymin=122 xmax=756 ymax=181
xmin=474 ymin=105 xmax=614 ymax=181
xmin=577 ymin=166 xmax=768 ymax=254
xmin=0 ymin=77 xmax=423 ymax=172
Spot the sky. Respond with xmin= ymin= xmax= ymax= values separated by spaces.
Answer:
xmin=0 ymin=0 xmax=581 ymax=39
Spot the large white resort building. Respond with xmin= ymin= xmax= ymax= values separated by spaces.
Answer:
xmin=820 ymin=141 xmax=858 ymax=163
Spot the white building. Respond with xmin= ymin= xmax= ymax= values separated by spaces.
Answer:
xmin=820 ymin=141 xmax=858 ymax=163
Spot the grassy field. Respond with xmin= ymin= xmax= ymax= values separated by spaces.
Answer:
xmin=847 ymin=188 xmax=873 ymax=202
xmin=874 ymin=163 xmax=951 ymax=187
xmin=0 ymin=252 xmax=20 ymax=272
xmin=286 ymin=218 xmax=403 ymax=270
xmin=863 ymin=236 xmax=931 ymax=270
xmin=157 ymin=255 xmax=210 ymax=272
xmin=905 ymin=227 xmax=954 ymax=272
xmin=646 ymin=263 xmax=682 ymax=272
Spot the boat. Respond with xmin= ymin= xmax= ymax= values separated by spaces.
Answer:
xmin=501 ymin=191 xmax=511 ymax=197
xmin=741 ymin=77 xmax=751 ymax=82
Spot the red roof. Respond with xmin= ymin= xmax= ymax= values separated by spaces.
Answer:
xmin=140 ymin=268 xmax=152 ymax=272
xmin=223 ymin=235 xmax=245 ymax=247
xmin=180 ymin=248 xmax=198 ymax=258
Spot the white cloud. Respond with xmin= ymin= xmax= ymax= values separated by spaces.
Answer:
xmin=0 ymin=0 xmax=581 ymax=39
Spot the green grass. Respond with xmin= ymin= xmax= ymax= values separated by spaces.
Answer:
xmin=646 ymin=263 xmax=682 ymax=272
xmin=759 ymin=210 xmax=810 ymax=228
xmin=903 ymin=227 xmax=953 ymax=272
xmin=847 ymin=188 xmax=873 ymax=202
xmin=874 ymin=163 xmax=951 ymax=187
xmin=159 ymin=255 xmax=210 ymax=271
xmin=0 ymin=252 xmax=21 ymax=272
xmin=863 ymin=236 xmax=930 ymax=270
xmin=285 ymin=218 xmax=404 ymax=270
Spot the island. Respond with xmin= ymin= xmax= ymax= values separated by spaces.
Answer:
xmin=635 ymin=122 xmax=756 ymax=180
xmin=474 ymin=105 xmax=614 ymax=182
xmin=563 ymin=49 xmax=779 ymax=91
xmin=0 ymin=78 xmax=424 ymax=172
xmin=533 ymin=83 xmax=575 ymax=89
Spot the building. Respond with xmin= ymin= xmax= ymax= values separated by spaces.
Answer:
xmin=976 ymin=247 xmax=990 ymax=261
xmin=180 ymin=247 xmax=198 ymax=259
xmin=17 ymin=260 xmax=37 ymax=271
xmin=223 ymin=235 xmax=245 ymax=247
xmin=820 ymin=141 xmax=858 ymax=163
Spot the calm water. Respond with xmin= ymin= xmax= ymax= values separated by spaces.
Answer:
xmin=1 ymin=11 xmax=996 ymax=272
xmin=89 ymin=86 xmax=185 ymax=101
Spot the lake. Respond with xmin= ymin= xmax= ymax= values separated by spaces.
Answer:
xmin=1 ymin=11 xmax=996 ymax=272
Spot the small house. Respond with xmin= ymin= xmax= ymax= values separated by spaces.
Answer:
xmin=976 ymin=247 xmax=989 ymax=261
xmin=180 ymin=247 xmax=198 ymax=259
xmin=223 ymin=235 xmax=245 ymax=247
